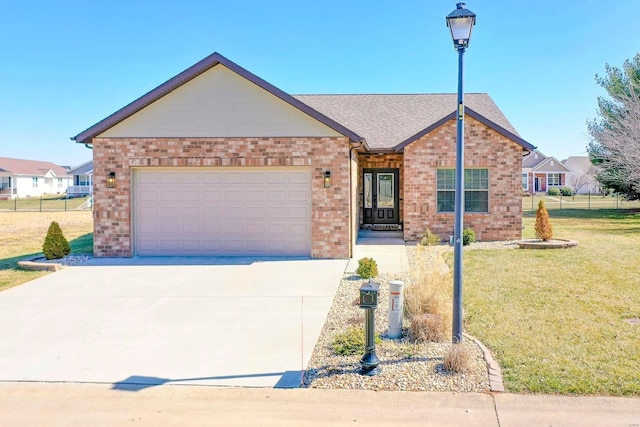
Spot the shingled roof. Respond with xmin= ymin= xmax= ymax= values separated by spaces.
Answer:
xmin=0 ymin=157 xmax=69 ymax=177
xmin=294 ymin=93 xmax=533 ymax=151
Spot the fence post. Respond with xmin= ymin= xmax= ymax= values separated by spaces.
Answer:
xmin=14 ymin=196 xmax=17 ymax=211
xmin=617 ymin=193 xmax=619 ymax=210
xmin=39 ymin=196 xmax=42 ymax=212
xmin=560 ymin=193 xmax=563 ymax=210
xmin=588 ymin=191 xmax=591 ymax=210
xmin=532 ymin=194 xmax=534 ymax=210
xmin=65 ymin=196 xmax=67 ymax=212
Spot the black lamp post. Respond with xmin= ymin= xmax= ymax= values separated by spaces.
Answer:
xmin=446 ymin=3 xmax=476 ymax=344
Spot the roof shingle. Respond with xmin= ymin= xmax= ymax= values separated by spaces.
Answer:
xmin=293 ymin=93 xmax=523 ymax=150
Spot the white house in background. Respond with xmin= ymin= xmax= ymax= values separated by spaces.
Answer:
xmin=0 ymin=157 xmax=70 ymax=199
xmin=67 ymin=160 xmax=93 ymax=197
xmin=562 ymin=156 xmax=601 ymax=194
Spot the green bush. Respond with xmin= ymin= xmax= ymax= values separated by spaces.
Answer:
xmin=547 ymin=187 xmax=561 ymax=196
xmin=42 ymin=221 xmax=71 ymax=260
xmin=560 ymin=187 xmax=574 ymax=196
xmin=332 ymin=326 xmax=382 ymax=356
xmin=356 ymin=257 xmax=378 ymax=279
xmin=420 ymin=228 xmax=441 ymax=246
xmin=462 ymin=228 xmax=476 ymax=246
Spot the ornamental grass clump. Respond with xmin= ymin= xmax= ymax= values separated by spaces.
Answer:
xmin=42 ymin=221 xmax=71 ymax=260
xmin=443 ymin=343 xmax=471 ymax=373
xmin=535 ymin=200 xmax=553 ymax=241
xmin=405 ymin=253 xmax=451 ymax=342
xmin=420 ymin=228 xmax=441 ymax=246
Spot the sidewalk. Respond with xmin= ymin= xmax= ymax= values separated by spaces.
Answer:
xmin=345 ymin=237 xmax=410 ymax=274
xmin=0 ymin=382 xmax=638 ymax=426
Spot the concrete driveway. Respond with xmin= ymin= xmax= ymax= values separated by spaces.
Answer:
xmin=0 ymin=257 xmax=347 ymax=388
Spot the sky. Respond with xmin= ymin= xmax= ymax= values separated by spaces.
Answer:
xmin=1 ymin=0 xmax=638 ymax=167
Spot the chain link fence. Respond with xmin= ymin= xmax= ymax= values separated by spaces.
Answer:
xmin=0 ymin=195 xmax=92 ymax=212
xmin=523 ymin=192 xmax=640 ymax=211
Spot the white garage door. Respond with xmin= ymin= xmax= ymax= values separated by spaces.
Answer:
xmin=133 ymin=167 xmax=311 ymax=256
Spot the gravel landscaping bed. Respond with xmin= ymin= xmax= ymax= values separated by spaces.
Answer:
xmin=30 ymin=255 xmax=93 ymax=267
xmin=303 ymin=241 xmax=516 ymax=391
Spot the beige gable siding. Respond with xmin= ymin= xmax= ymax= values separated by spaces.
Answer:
xmin=536 ymin=159 xmax=570 ymax=172
xmin=99 ymin=65 xmax=341 ymax=139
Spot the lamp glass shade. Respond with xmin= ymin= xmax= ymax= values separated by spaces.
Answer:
xmin=446 ymin=3 xmax=476 ymax=48
xmin=106 ymin=172 xmax=116 ymax=188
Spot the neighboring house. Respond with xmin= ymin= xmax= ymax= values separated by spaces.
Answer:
xmin=72 ymin=52 xmax=534 ymax=259
xmin=67 ymin=160 xmax=94 ymax=197
xmin=562 ymin=156 xmax=601 ymax=194
xmin=522 ymin=150 xmax=570 ymax=193
xmin=0 ymin=157 xmax=70 ymax=199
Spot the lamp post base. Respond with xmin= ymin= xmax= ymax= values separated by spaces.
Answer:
xmin=360 ymin=365 xmax=382 ymax=376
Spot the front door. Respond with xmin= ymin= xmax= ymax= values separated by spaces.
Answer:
xmin=363 ymin=169 xmax=399 ymax=225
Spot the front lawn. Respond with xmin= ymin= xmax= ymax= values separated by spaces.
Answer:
xmin=464 ymin=209 xmax=640 ymax=395
xmin=0 ymin=211 xmax=93 ymax=292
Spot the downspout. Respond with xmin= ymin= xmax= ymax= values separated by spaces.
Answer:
xmin=349 ymin=139 xmax=364 ymax=259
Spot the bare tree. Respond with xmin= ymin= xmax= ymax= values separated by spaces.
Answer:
xmin=587 ymin=54 xmax=640 ymax=199
xmin=568 ymin=172 xmax=590 ymax=193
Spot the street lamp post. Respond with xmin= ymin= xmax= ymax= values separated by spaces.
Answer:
xmin=446 ymin=3 xmax=476 ymax=344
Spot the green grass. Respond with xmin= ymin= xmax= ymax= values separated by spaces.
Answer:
xmin=0 ymin=194 xmax=91 ymax=211
xmin=464 ymin=209 xmax=640 ymax=395
xmin=0 ymin=211 xmax=93 ymax=292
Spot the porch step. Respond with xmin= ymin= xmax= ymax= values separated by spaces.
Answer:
xmin=358 ymin=229 xmax=404 ymax=239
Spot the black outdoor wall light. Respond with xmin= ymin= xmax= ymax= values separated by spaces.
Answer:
xmin=324 ymin=171 xmax=331 ymax=188
xmin=106 ymin=172 xmax=116 ymax=188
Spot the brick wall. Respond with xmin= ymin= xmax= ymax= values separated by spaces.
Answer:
xmin=92 ymin=137 xmax=352 ymax=258
xmin=403 ymin=116 xmax=524 ymax=242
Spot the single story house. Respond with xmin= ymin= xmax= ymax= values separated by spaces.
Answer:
xmin=67 ymin=160 xmax=94 ymax=197
xmin=72 ymin=52 xmax=534 ymax=259
xmin=0 ymin=157 xmax=70 ymax=199
xmin=522 ymin=150 xmax=570 ymax=193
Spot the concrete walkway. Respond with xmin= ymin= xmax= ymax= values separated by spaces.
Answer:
xmin=345 ymin=237 xmax=410 ymax=274
xmin=1 ymin=382 xmax=638 ymax=426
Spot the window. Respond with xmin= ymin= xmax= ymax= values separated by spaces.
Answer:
xmin=522 ymin=174 xmax=528 ymax=190
xmin=437 ymin=169 xmax=489 ymax=213
xmin=32 ymin=177 xmax=38 ymax=188
xmin=58 ymin=178 xmax=63 ymax=188
xmin=0 ymin=177 xmax=9 ymax=189
xmin=548 ymin=173 xmax=560 ymax=186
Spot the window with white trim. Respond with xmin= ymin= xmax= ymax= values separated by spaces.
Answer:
xmin=32 ymin=177 xmax=38 ymax=188
xmin=548 ymin=173 xmax=560 ymax=186
xmin=437 ymin=169 xmax=489 ymax=213
xmin=522 ymin=174 xmax=528 ymax=190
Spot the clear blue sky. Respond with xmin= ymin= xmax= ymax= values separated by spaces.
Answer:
xmin=1 ymin=0 xmax=638 ymax=167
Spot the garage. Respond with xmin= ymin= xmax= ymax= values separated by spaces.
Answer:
xmin=133 ymin=167 xmax=311 ymax=256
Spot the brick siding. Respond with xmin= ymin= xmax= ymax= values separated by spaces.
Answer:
xmin=92 ymin=137 xmax=352 ymax=258
xmin=403 ymin=116 xmax=524 ymax=242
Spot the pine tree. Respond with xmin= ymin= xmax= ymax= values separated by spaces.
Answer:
xmin=42 ymin=221 xmax=71 ymax=260
xmin=535 ymin=200 xmax=553 ymax=241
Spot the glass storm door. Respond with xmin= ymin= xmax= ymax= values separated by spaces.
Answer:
xmin=363 ymin=169 xmax=399 ymax=225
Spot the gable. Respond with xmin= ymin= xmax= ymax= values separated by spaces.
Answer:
xmin=533 ymin=157 xmax=571 ymax=173
xmin=98 ymin=65 xmax=341 ymax=139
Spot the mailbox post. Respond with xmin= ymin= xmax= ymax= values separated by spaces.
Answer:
xmin=359 ymin=280 xmax=381 ymax=376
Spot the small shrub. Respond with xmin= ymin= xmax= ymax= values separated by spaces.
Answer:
xmin=443 ymin=343 xmax=471 ymax=373
xmin=42 ymin=221 xmax=71 ymax=260
xmin=420 ymin=228 xmax=441 ymax=246
xmin=409 ymin=313 xmax=447 ymax=343
xmin=547 ymin=187 xmax=561 ymax=196
xmin=535 ymin=200 xmax=553 ymax=241
xmin=356 ymin=257 xmax=378 ymax=279
xmin=331 ymin=326 xmax=381 ymax=356
xmin=560 ymin=187 xmax=573 ymax=196
xmin=462 ymin=228 xmax=476 ymax=246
